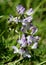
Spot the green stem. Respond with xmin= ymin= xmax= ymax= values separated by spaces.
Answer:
xmin=7 ymin=57 xmax=23 ymax=65
xmin=14 ymin=57 xmax=23 ymax=65
xmin=38 ymin=8 xmax=46 ymax=12
xmin=0 ymin=16 xmax=4 ymax=18
xmin=0 ymin=31 xmax=5 ymax=37
xmin=37 ymin=61 xmax=46 ymax=65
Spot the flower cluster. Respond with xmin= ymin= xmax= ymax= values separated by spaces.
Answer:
xmin=8 ymin=5 xmax=40 ymax=58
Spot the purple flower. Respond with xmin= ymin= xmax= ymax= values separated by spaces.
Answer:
xmin=26 ymin=8 xmax=34 ymax=15
xmin=16 ymin=5 xmax=25 ymax=14
xmin=21 ymin=23 xmax=33 ymax=33
xmin=30 ymin=26 xmax=38 ymax=35
xmin=12 ymin=46 xmax=31 ymax=58
xmin=11 ymin=5 xmax=40 ymax=59
xmin=26 ymin=36 xmax=40 ymax=43
xmin=18 ymin=34 xmax=27 ymax=47
xmin=26 ymin=35 xmax=34 ymax=45
xmin=22 ymin=16 xmax=32 ymax=25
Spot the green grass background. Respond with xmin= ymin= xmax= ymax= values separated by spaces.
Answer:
xmin=0 ymin=0 xmax=46 ymax=65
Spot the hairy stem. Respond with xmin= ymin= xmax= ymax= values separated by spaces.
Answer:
xmin=37 ymin=61 xmax=46 ymax=65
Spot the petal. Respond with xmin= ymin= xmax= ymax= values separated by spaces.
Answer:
xmin=22 ymin=16 xmax=32 ymax=24
xmin=23 ymin=50 xmax=31 ymax=58
xmin=12 ymin=46 xmax=19 ymax=53
xmin=17 ymin=34 xmax=27 ymax=47
xmin=30 ymin=26 xmax=38 ymax=35
xmin=34 ymin=36 xmax=40 ymax=41
xmin=20 ymin=42 xmax=27 ymax=47
xmin=31 ymin=42 xmax=38 ymax=49
xmin=18 ymin=39 xmax=23 ymax=44
xmin=27 ymin=36 xmax=34 ymax=45
xmin=8 ymin=15 xmax=13 ymax=22
xmin=16 ymin=5 xmax=25 ymax=14
xmin=26 ymin=8 xmax=34 ymax=15
xmin=18 ymin=48 xmax=25 ymax=55
xmin=15 ymin=30 xmax=19 ymax=33
xmin=25 ymin=54 xmax=31 ymax=58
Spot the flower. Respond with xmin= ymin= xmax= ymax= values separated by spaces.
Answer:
xmin=21 ymin=23 xmax=33 ymax=33
xmin=30 ymin=26 xmax=38 ymax=35
xmin=26 ymin=8 xmax=34 ymax=15
xmin=26 ymin=35 xmax=33 ymax=45
xmin=12 ymin=46 xmax=31 ymax=58
xmin=16 ymin=5 xmax=25 ymax=14
xmin=18 ymin=34 xmax=27 ymax=47
xmin=11 ymin=5 xmax=40 ymax=59
xmin=22 ymin=16 xmax=33 ymax=25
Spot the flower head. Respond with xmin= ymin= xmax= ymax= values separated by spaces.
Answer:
xmin=11 ymin=5 xmax=40 ymax=59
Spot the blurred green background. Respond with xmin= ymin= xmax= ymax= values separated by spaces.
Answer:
xmin=0 ymin=0 xmax=46 ymax=65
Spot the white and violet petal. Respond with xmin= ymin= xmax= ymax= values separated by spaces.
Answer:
xmin=12 ymin=46 xmax=19 ymax=53
xmin=26 ymin=8 xmax=34 ymax=15
xmin=31 ymin=42 xmax=38 ymax=49
xmin=16 ymin=5 xmax=25 ymax=14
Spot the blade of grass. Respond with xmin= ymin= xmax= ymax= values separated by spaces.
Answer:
xmin=6 ymin=57 xmax=23 ymax=65
xmin=33 ymin=0 xmax=46 ymax=16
